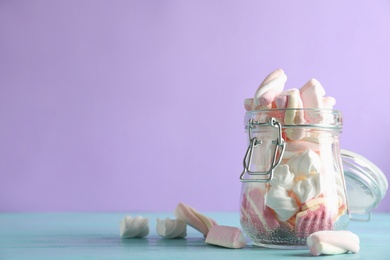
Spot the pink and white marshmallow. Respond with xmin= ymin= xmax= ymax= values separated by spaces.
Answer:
xmin=253 ymin=68 xmax=287 ymax=109
xmin=322 ymin=96 xmax=336 ymax=109
xmin=156 ymin=218 xmax=187 ymax=238
xmin=300 ymin=78 xmax=326 ymax=109
xmin=174 ymin=202 xmax=217 ymax=237
xmin=205 ymin=225 xmax=246 ymax=249
xmin=241 ymin=188 xmax=280 ymax=233
xmin=120 ymin=216 xmax=149 ymax=238
xmin=307 ymin=230 xmax=360 ymax=256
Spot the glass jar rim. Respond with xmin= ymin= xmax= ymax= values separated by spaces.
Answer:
xmin=244 ymin=108 xmax=342 ymax=130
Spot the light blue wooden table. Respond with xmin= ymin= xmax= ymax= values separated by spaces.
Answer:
xmin=1 ymin=212 xmax=389 ymax=259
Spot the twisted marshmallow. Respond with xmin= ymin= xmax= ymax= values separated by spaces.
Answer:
xmin=174 ymin=202 xmax=217 ymax=236
xmin=120 ymin=216 xmax=149 ymax=238
xmin=266 ymin=185 xmax=299 ymax=222
xmin=253 ymin=68 xmax=287 ymax=108
xmin=307 ymin=230 xmax=360 ymax=256
xmin=156 ymin=218 xmax=187 ymax=238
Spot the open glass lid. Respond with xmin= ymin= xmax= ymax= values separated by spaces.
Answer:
xmin=341 ymin=149 xmax=388 ymax=221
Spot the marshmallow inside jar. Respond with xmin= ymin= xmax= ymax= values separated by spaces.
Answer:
xmin=239 ymin=69 xmax=349 ymax=249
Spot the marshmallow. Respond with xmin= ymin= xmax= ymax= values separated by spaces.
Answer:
xmin=285 ymin=140 xmax=320 ymax=152
xmin=244 ymin=98 xmax=254 ymax=111
xmin=120 ymin=216 xmax=149 ymax=238
xmin=295 ymin=204 xmax=333 ymax=238
xmin=269 ymin=164 xmax=295 ymax=191
xmin=284 ymin=89 xmax=305 ymax=125
xmin=282 ymin=140 xmax=320 ymax=160
xmin=205 ymin=225 xmax=246 ymax=249
xmin=241 ymin=188 xmax=280 ymax=232
xmin=254 ymin=69 xmax=287 ymax=108
xmin=300 ymin=78 xmax=326 ymax=108
xmin=322 ymin=96 xmax=336 ymax=109
xmin=266 ymin=185 xmax=299 ymax=222
xmin=156 ymin=218 xmax=187 ymax=239
xmin=275 ymin=91 xmax=288 ymax=109
xmin=274 ymin=89 xmax=305 ymax=140
xmin=258 ymin=88 xmax=282 ymax=108
xmin=307 ymin=230 xmax=360 ymax=256
xmin=287 ymin=149 xmax=321 ymax=177
xmin=174 ymin=202 xmax=217 ymax=237
xmin=293 ymin=174 xmax=322 ymax=203
xmin=301 ymin=197 xmax=326 ymax=211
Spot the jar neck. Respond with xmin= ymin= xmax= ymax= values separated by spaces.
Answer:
xmin=244 ymin=108 xmax=342 ymax=131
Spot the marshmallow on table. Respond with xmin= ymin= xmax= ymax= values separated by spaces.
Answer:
xmin=307 ymin=230 xmax=360 ymax=256
xmin=156 ymin=218 xmax=187 ymax=239
xmin=205 ymin=225 xmax=246 ymax=249
xmin=174 ymin=202 xmax=217 ymax=237
xmin=120 ymin=216 xmax=149 ymax=238
xmin=266 ymin=185 xmax=299 ymax=222
xmin=253 ymin=68 xmax=287 ymax=109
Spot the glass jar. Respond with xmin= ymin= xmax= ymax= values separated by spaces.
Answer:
xmin=239 ymin=109 xmax=350 ymax=248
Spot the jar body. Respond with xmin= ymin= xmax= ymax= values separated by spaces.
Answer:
xmin=239 ymin=109 xmax=349 ymax=248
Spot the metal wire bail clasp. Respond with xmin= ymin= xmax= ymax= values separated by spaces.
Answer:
xmin=240 ymin=117 xmax=286 ymax=182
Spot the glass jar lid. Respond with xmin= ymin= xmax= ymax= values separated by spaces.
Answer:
xmin=341 ymin=149 xmax=388 ymax=220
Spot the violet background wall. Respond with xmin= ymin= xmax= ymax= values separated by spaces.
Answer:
xmin=1 ymin=0 xmax=389 ymax=212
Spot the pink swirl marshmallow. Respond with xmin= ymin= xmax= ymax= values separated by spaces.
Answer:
xmin=205 ymin=225 xmax=246 ymax=249
xmin=254 ymin=69 xmax=287 ymax=108
xmin=307 ymin=230 xmax=360 ymax=256
xmin=174 ymin=202 xmax=217 ymax=237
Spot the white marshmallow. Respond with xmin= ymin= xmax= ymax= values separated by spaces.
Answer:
xmin=293 ymin=174 xmax=322 ymax=203
xmin=266 ymin=185 xmax=299 ymax=222
xmin=307 ymin=230 xmax=360 ymax=256
xmin=156 ymin=218 xmax=187 ymax=239
xmin=120 ymin=216 xmax=149 ymax=238
xmin=287 ymin=149 xmax=321 ymax=177
xmin=269 ymin=164 xmax=295 ymax=191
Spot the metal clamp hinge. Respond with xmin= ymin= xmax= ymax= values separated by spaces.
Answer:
xmin=240 ymin=117 xmax=286 ymax=183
